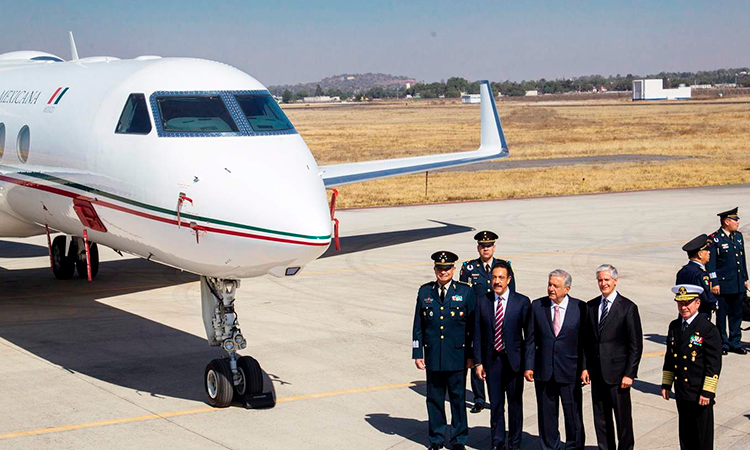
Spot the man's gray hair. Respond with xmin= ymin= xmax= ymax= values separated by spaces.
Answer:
xmin=548 ymin=269 xmax=572 ymax=288
xmin=596 ymin=264 xmax=619 ymax=279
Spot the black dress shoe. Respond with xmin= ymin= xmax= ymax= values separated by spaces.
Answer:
xmin=732 ymin=347 xmax=747 ymax=355
xmin=428 ymin=444 xmax=443 ymax=450
xmin=722 ymin=349 xmax=729 ymax=355
xmin=451 ymin=445 xmax=465 ymax=450
xmin=470 ymin=403 xmax=485 ymax=413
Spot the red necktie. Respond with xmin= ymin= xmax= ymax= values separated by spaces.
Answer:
xmin=494 ymin=298 xmax=505 ymax=351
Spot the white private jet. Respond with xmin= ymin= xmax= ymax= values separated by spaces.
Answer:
xmin=0 ymin=35 xmax=508 ymax=407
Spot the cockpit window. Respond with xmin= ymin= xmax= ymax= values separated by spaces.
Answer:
xmin=156 ymin=96 xmax=238 ymax=133
xmin=116 ymin=94 xmax=152 ymax=135
xmin=234 ymin=94 xmax=293 ymax=132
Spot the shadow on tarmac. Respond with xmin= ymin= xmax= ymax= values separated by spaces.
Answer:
xmin=0 ymin=239 xmax=50 ymax=258
xmin=0 ymin=247 xmax=270 ymax=404
xmin=321 ymin=220 xmax=474 ymax=258
xmin=644 ymin=333 xmax=667 ymax=345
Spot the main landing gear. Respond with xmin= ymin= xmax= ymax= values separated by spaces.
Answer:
xmin=50 ymin=235 xmax=99 ymax=280
xmin=200 ymin=276 xmax=272 ymax=408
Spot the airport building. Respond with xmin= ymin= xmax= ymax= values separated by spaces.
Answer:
xmin=461 ymin=93 xmax=481 ymax=104
xmin=632 ymin=79 xmax=691 ymax=100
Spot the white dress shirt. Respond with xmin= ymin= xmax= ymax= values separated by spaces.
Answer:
xmin=683 ymin=310 xmax=699 ymax=328
xmin=598 ymin=290 xmax=619 ymax=322
xmin=494 ymin=288 xmax=509 ymax=315
xmin=551 ymin=295 xmax=570 ymax=327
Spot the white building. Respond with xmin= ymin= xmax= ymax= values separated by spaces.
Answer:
xmin=632 ymin=79 xmax=691 ymax=100
xmin=461 ymin=93 xmax=481 ymax=104
xmin=525 ymin=90 xmax=538 ymax=97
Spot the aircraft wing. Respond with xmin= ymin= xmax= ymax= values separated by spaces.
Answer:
xmin=320 ymin=80 xmax=508 ymax=188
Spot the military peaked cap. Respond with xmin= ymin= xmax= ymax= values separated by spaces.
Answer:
xmin=672 ymin=284 xmax=704 ymax=302
xmin=431 ymin=251 xmax=458 ymax=268
xmin=474 ymin=230 xmax=498 ymax=246
xmin=682 ymin=234 xmax=710 ymax=253
xmin=717 ymin=207 xmax=739 ymax=220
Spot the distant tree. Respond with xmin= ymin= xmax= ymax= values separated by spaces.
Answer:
xmin=282 ymin=90 xmax=293 ymax=103
xmin=297 ymin=90 xmax=310 ymax=99
xmin=315 ymin=84 xmax=324 ymax=96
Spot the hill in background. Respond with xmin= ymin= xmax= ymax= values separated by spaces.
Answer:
xmin=270 ymin=73 xmax=416 ymax=96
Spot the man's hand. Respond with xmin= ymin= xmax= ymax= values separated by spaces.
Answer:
xmin=466 ymin=358 xmax=474 ymax=369
xmin=524 ymin=370 xmax=534 ymax=382
xmin=712 ymin=285 xmax=720 ymax=295
xmin=621 ymin=376 xmax=633 ymax=389
xmin=581 ymin=370 xmax=590 ymax=385
xmin=745 ymin=281 xmax=748 ymax=290
xmin=475 ymin=364 xmax=486 ymax=381
xmin=414 ymin=358 xmax=425 ymax=370
xmin=699 ymin=395 xmax=710 ymax=406
xmin=661 ymin=388 xmax=670 ymax=401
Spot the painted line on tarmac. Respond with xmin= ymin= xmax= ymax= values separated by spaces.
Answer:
xmin=303 ymin=240 xmax=683 ymax=275
xmin=0 ymin=381 xmax=422 ymax=441
xmin=0 ymin=348 xmax=670 ymax=441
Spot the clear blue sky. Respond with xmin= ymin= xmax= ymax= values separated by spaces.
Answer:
xmin=1 ymin=0 xmax=748 ymax=86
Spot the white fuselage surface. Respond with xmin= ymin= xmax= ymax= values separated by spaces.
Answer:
xmin=0 ymin=56 xmax=333 ymax=279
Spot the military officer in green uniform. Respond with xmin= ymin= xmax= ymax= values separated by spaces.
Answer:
xmin=459 ymin=230 xmax=515 ymax=413
xmin=661 ymin=284 xmax=722 ymax=450
xmin=706 ymin=207 xmax=748 ymax=355
xmin=413 ymin=251 xmax=476 ymax=450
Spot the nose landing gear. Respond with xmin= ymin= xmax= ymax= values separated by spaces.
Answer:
xmin=200 ymin=276 xmax=272 ymax=408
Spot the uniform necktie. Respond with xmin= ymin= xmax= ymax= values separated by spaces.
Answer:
xmin=553 ymin=304 xmax=562 ymax=337
xmin=440 ymin=286 xmax=446 ymax=301
xmin=494 ymin=298 xmax=505 ymax=351
xmin=681 ymin=320 xmax=688 ymax=332
xmin=485 ymin=263 xmax=491 ymax=273
xmin=599 ymin=298 xmax=609 ymax=333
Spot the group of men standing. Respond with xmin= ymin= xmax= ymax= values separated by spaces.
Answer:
xmin=412 ymin=206 xmax=745 ymax=450
xmin=412 ymin=231 xmax=643 ymax=450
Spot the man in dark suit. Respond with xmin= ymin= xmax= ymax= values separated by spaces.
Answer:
xmin=474 ymin=260 xmax=530 ymax=450
xmin=676 ymin=234 xmax=718 ymax=321
xmin=525 ymin=269 xmax=586 ymax=450
xmin=412 ymin=251 xmax=476 ymax=450
xmin=459 ymin=230 xmax=517 ymax=413
xmin=706 ymin=207 xmax=748 ymax=355
xmin=581 ymin=264 xmax=643 ymax=450
xmin=661 ymin=284 xmax=722 ymax=450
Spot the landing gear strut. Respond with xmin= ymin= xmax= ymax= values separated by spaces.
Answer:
xmin=200 ymin=276 xmax=268 ymax=408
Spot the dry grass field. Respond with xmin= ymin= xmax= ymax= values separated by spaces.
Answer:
xmin=283 ymin=97 xmax=750 ymax=208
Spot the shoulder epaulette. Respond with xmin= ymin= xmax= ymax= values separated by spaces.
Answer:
xmin=461 ymin=260 xmax=469 ymax=266
xmin=421 ymin=281 xmax=436 ymax=288
xmin=456 ymin=280 xmax=472 ymax=287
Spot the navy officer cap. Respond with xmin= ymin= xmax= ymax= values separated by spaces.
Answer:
xmin=682 ymin=234 xmax=710 ymax=253
xmin=431 ymin=250 xmax=459 ymax=268
xmin=474 ymin=230 xmax=498 ymax=246
xmin=718 ymin=207 xmax=739 ymax=220
xmin=671 ymin=284 xmax=704 ymax=302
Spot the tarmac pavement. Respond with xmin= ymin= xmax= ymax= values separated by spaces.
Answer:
xmin=1 ymin=184 xmax=750 ymax=449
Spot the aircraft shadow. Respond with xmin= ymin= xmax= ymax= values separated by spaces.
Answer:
xmin=321 ymin=220 xmax=474 ymax=258
xmin=0 ymin=239 xmax=50 ymax=258
xmin=0 ymin=253 xmax=272 ymax=404
xmin=644 ymin=333 xmax=667 ymax=345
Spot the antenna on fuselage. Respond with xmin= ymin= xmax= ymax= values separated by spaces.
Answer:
xmin=68 ymin=31 xmax=79 ymax=61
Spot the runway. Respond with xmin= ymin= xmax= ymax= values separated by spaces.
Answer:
xmin=1 ymin=184 xmax=750 ymax=449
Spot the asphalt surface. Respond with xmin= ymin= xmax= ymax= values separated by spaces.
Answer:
xmin=1 ymin=185 xmax=749 ymax=449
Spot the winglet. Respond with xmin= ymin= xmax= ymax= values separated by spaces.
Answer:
xmin=479 ymin=80 xmax=508 ymax=152
xmin=69 ymin=31 xmax=79 ymax=61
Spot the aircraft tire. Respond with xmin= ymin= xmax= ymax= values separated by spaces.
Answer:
xmin=51 ymin=236 xmax=76 ymax=280
xmin=76 ymin=242 xmax=99 ymax=279
xmin=235 ymin=355 xmax=263 ymax=398
xmin=204 ymin=358 xmax=234 ymax=407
